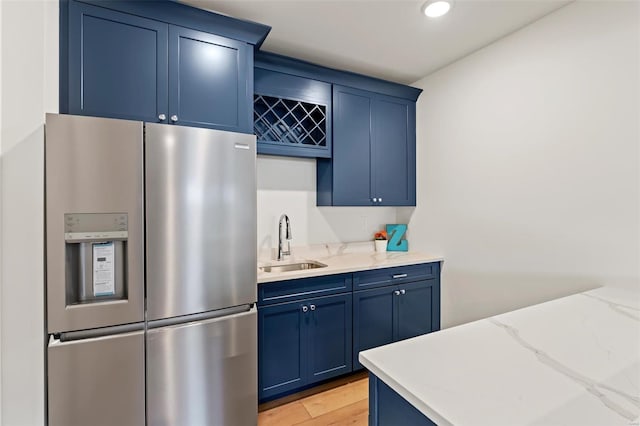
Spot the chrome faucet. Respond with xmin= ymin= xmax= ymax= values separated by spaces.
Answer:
xmin=277 ymin=214 xmax=292 ymax=261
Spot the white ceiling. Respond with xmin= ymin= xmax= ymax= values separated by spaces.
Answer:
xmin=183 ymin=0 xmax=571 ymax=84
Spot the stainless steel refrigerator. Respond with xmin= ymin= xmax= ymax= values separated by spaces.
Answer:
xmin=46 ymin=113 xmax=257 ymax=426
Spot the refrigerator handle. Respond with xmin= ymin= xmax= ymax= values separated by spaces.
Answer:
xmin=147 ymin=304 xmax=255 ymax=330
xmin=58 ymin=322 xmax=145 ymax=342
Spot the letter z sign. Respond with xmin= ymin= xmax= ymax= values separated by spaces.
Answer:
xmin=386 ymin=224 xmax=408 ymax=251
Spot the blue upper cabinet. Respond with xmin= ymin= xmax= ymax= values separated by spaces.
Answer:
xmin=61 ymin=0 xmax=270 ymax=133
xmin=168 ymin=26 xmax=251 ymax=132
xmin=254 ymin=68 xmax=332 ymax=158
xmin=372 ymin=94 xmax=416 ymax=206
xmin=318 ymin=85 xmax=417 ymax=206
xmin=253 ymin=52 xmax=421 ymax=173
xmin=330 ymin=86 xmax=373 ymax=205
xmin=66 ymin=1 xmax=168 ymax=123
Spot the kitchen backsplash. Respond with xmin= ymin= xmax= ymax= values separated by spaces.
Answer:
xmin=257 ymin=155 xmax=398 ymax=254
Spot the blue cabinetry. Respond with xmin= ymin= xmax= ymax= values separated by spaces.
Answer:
xmin=258 ymin=301 xmax=306 ymax=398
xmin=66 ymin=1 xmax=168 ymax=123
xmin=258 ymin=262 xmax=440 ymax=401
xmin=307 ymin=294 xmax=353 ymax=383
xmin=352 ymin=263 xmax=440 ymax=370
xmin=258 ymin=274 xmax=353 ymax=401
xmin=396 ymin=280 xmax=438 ymax=341
xmin=372 ymin=94 xmax=416 ymax=206
xmin=169 ymin=26 xmax=252 ymax=131
xmin=352 ymin=287 xmax=395 ymax=369
xmin=62 ymin=0 xmax=266 ymax=133
xmin=369 ymin=374 xmax=436 ymax=426
xmin=318 ymin=85 xmax=416 ymax=206
xmin=254 ymin=68 xmax=332 ymax=158
xmin=327 ymin=86 xmax=373 ymax=205
xmin=258 ymin=293 xmax=352 ymax=401
xmin=253 ymin=52 xmax=421 ymax=206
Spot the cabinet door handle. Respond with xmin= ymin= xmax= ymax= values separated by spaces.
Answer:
xmin=400 ymin=289 xmax=406 ymax=295
xmin=394 ymin=290 xmax=401 ymax=296
xmin=310 ymin=304 xmax=316 ymax=311
xmin=302 ymin=306 xmax=308 ymax=313
xmin=170 ymin=115 xmax=178 ymax=122
xmin=372 ymin=197 xmax=378 ymax=202
xmin=158 ymin=114 xmax=166 ymax=121
xmin=379 ymin=197 xmax=383 ymax=203
xmin=393 ymin=273 xmax=408 ymax=279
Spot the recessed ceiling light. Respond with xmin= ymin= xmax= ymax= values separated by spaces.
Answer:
xmin=422 ymin=0 xmax=452 ymax=18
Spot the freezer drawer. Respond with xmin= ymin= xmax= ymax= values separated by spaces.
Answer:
xmin=48 ymin=329 xmax=145 ymax=426
xmin=147 ymin=307 xmax=257 ymax=426
xmin=145 ymin=123 xmax=257 ymax=320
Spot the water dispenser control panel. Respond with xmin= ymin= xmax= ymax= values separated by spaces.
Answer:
xmin=64 ymin=213 xmax=128 ymax=242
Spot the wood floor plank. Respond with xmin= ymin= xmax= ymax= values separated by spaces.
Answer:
xmin=300 ymin=378 xmax=369 ymax=418
xmin=294 ymin=399 xmax=368 ymax=426
xmin=259 ymin=371 xmax=368 ymax=412
xmin=257 ymin=401 xmax=312 ymax=426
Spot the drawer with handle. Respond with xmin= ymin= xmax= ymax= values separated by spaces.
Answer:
xmin=353 ymin=262 xmax=439 ymax=290
xmin=258 ymin=273 xmax=352 ymax=306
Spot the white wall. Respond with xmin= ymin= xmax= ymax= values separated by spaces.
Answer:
xmin=0 ymin=1 xmax=58 ymax=424
xmin=257 ymin=155 xmax=398 ymax=256
xmin=407 ymin=1 xmax=640 ymax=328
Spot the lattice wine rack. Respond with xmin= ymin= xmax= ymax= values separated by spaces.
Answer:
xmin=254 ymin=95 xmax=327 ymax=148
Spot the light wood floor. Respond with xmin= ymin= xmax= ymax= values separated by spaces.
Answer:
xmin=258 ymin=377 xmax=369 ymax=426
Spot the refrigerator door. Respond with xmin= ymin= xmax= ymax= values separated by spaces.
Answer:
xmin=48 ymin=329 xmax=145 ymax=426
xmin=146 ymin=307 xmax=257 ymax=426
xmin=46 ymin=113 xmax=145 ymax=333
xmin=145 ymin=123 xmax=257 ymax=320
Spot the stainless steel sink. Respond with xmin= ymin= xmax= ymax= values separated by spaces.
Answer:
xmin=259 ymin=261 xmax=328 ymax=273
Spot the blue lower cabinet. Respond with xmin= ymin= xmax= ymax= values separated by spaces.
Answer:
xmin=352 ymin=287 xmax=395 ymax=370
xmin=369 ymin=374 xmax=436 ymax=426
xmin=307 ymin=293 xmax=352 ymax=383
xmin=258 ymin=263 xmax=440 ymax=401
xmin=396 ymin=280 xmax=437 ymax=341
xmin=258 ymin=293 xmax=353 ymax=401
xmin=258 ymin=301 xmax=307 ymax=400
xmin=354 ymin=279 xmax=440 ymax=370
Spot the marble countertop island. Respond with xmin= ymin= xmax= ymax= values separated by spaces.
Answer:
xmin=257 ymin=241 xmax=443 ymax=284
xmin=360 ymin=281 xmax=640 ymax=426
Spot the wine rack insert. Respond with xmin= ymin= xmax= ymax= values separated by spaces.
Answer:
xmin=254 ymin=94 xmax=327 ymax=149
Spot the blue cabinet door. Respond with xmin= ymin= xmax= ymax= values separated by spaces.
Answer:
xmin=67 ymin=1 xmax=168 ymax=122
xmin=395 ymin=280 xmax=436 ymax=341
xmin=331 ymin=85 xmax=374 ymax=206
xmin=372 ymin=95 xmax=416 ymax=206
xmin=258 ymin=301 xmax=308 ymax=400
xmin=169 ymin=25 xmax=252 ymax=133
xmin=307 ymin=293 xmax=353 ymax=382
xmin=352 ymin=287 xmax=396 ymax=370
xmin=321 ymin=85 xmax=416 ymax=206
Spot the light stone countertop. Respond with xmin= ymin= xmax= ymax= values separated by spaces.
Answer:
xmin=257 ymin=241 xmax=443 ymax=284
xmin=359 ymin=280 xmax=640 ymax=426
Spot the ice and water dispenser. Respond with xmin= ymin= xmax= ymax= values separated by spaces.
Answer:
xmin=64 ymin=213 xmax=129 ymax=305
